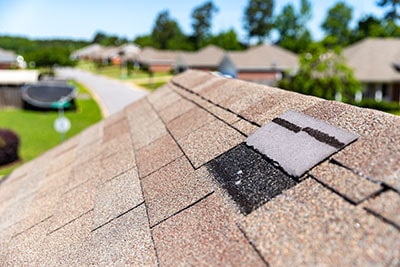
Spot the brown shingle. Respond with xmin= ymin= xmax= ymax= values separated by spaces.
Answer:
xmin=240 ymin=178 xmax=400 ymax=266
xmin=1 ymin=69 xmax=399 ymax=266
xmin=152 ymin=193 xmax=266 ymax=266
xmin=142 ymin=156 xmax=214 ymax=227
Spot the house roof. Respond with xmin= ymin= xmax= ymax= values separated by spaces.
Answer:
xmin=343 ymin=38 xmax=400 ymax=82
xmin=137 ymin=47 xmax=180 ymax=65
xmin=70 ymin=44 xmax=104 ymax=59
xmin=226 ymin=44 xmax=299 ymax=71
xmin=177 ymin=45 xmax=225 ymax=68
xmin=0 ymin=48 xmax=16 ymax=64
xmin=1 ymin=70 xmax=400 ymax=266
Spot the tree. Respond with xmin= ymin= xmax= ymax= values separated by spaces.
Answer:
xmin=278 ymin=44 xmax=361 ymax=103
xmin=321 ymin=1 xmax=353 ymax=47
xmin=377 ymin=0 xmax=400 ymax=21
xmin=274 ymin=0 xmax=313 ymax=53
xmin=209 ymin=29 xmax=244 ymax=50
xmin=191 ymin=1 xmax=219 ymax=49
xmin=243 ymin=0 xmax=274 ymax=44
xmin=151 ymin=10 xmax=183 ymax=50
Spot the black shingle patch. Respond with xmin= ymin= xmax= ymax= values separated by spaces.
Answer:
xmin=206 ymin=143 xmax=298 ymax=215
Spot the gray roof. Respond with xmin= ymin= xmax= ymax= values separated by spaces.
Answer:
xmin=343 ymin=38 xmax=400 ymax=82
xmin=137 ymin=47 xmax=180 ymax=65
xmin=226 ymin=44 xmax=299 ymax=71
xmin=177 ymin=45 xmax=225 ymax=68
xmin=1 ymin=70 xmax=399 ymax=266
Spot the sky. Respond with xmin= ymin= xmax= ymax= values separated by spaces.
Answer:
xmin=0 ymin=0 xmax=388 ymax=42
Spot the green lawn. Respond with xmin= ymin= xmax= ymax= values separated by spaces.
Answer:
xmin=137 ymin=81 xmax=167 ymax=91
xmin=0 ymin=81 xmax=102 ymax=176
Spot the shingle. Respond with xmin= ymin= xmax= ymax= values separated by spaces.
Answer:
xmin=240 ymin=92 xmax=323 ymax=125
xmin=240 ymin=178 xmax=400 ymax=266
xmin=136 ymin=134 xmax=183 ymax=178
xmin=102 ymin=116 xmax=129 ymax=143
xmin=310 ymin=161 xmax=382 ymax=204
xmin=333 ymin=125 xmax=400 ymax=191
xmin=167 ymin=106 xmax=215 ymax=140
xmin=171 ymin=69 xmax=211 ymax=89
xmin=207 ymin=143 xmax=298 ymax=214
xmin=147 ymin=87 xmax=181 ymax=112
xmin=89 ymin=204 xmax=157 ymax=266
xmin=178 ymin=119 xmax=244 ymax=168
xmin=232 ymin=119 xmax=259 ymax=136
xmin=142 ymin=156 xmax=214 ymax=227
xmin=303 ymin=100 xmax=348 ymax=121
xmin=66 ymin=156 xmax=101 ymax=193
xmin=49 ymin=179 xmax=98 ymax=233
xmin=364 ymin=190 xmax=400 ymax=228
xmin=152 ymin=193 xmax=266 ymax=266
xmin=204 ymin=104 xmax=240 ymax=124
xmin=158 ymin=98 xmax=196 ymax=123
xmin=92 ymin=169 xmax=143 ymax=230
xmin=100 ymin=147 xmax=136 ymax=182
xmin=246 ymin=110 xmax=358 ymax=177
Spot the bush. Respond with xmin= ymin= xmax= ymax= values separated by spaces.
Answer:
xmin=0 ymin=129 xmax=20 ymax=166
xmin=351 ymin=99 xmax=400 ymax=112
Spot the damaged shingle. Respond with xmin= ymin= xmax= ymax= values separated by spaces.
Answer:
xmin=246 ymin=110 xmax=358 ymax=178
xmin=206 ymin=143 xmax=298 ymax=215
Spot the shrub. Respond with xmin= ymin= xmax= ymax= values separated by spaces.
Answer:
xmin=0 ymin=129 xmax=20 ymax=166
xmin=351 ymin=99 xmax=400 ymax=112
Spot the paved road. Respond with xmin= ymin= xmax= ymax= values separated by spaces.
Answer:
xmin=56 ymin=67 xmax=148 ymax=117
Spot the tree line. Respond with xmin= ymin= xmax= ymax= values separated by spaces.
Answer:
xmin=131 ymin=0 xmax=400 ymax=53
xmin=0 ymin=0 xmax=398 ymax=68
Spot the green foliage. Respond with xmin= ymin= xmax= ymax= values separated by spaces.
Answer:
xmin=321 ymin=2 xmax=353 ymax=47
xmin=209 ymin=29 xmax=245 ymax=50
xmin=191 ymin=1 xmax=219 ymax=49
xmin=151 ymin=10 xmax=187 ymax=50
xmin=351 ymin=99 xmax=400 ymax=112
xmin=278 ymin=44 xmax=361 ymax=102
xmin=274 ymin=0 xmax=313 ymax=53
xmin=377 ymin=0 xmax=400 ymax=21
xmin=243 ymin=0 xmax=274 ymax=44
xmin=0 ymin=35 xmax=88 ymax=67
xmin=91 ymin=31 xmax=128 ymax=46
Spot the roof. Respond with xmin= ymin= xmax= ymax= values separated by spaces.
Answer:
xmin=1 ymin=70 xmax=400 ymax=266
xmin=70 ymin=44 xmax=104 ymax=59
xmin=177 ymin=45 xmax=225 ymax=68
xmin=137 ymin=47 xmax=180 ymax=65
xmin=0 ymin=48 xmax=16 ymax=64
xmin=226 ymin=44 xmax=299 ymax=71
xmin=343 ymin=38 xmax=400 ymax=82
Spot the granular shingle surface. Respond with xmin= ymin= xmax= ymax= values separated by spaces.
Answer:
xmin=1 ymin=70 xmax=399 ymax=266
xmin=246 ymin=110 xmax=358 ymax=177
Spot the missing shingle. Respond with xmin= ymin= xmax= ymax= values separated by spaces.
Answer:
xmin=206 ymin=143 xmax=298 ymax=215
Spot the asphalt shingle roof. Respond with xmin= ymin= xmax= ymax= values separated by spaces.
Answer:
xmin=1 ymin=69 xmax=400 ymax=266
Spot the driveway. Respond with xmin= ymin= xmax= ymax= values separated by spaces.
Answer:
xmin=56 ymin=67 xmax=148 ymax=117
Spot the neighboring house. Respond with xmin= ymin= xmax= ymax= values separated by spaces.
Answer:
xmin=219 ymin=44 xmax=299 ymax=85
xmin=0 ymin=48 xmax=16 ymax=69
xmin=176 ymin=45 xmax=225 ymax=72
xmin=343 ymin=38 xmax=400 ymax=102
xmin=136 ymin=47 xmax=180 ymax=73
xmin=1 ymin=70 xmax=400 ymax=265
xmin=70 ymin=44 xmax=104 ymax=61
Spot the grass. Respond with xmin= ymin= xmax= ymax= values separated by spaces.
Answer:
xmin=0 ymin=81 xmax=102 ymax=176
xmin=138 ymin=81 xmax=167 ymax=91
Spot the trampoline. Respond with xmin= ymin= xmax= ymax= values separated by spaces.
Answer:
xmin=22 ymin=81 xmax=76 ymax=109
